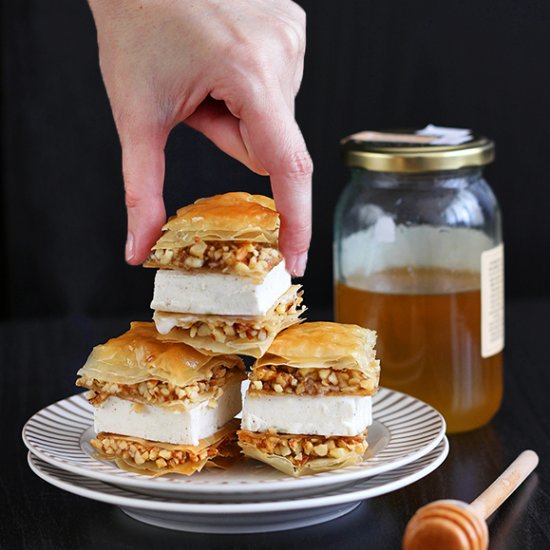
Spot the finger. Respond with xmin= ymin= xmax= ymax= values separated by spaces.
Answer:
xmin=293 ymin=54 xmax=305 ymax=96
xmin=185 ymin=97 xmax=268 ymax=175
xmin=120 ymin=130 xmax=167 ymax=265
xmin=271 ymin=5 xmax=306 ymax=97
xmin=238 ymin=90 xmax=313 ymax=277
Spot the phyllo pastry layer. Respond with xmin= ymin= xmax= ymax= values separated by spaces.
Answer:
xmin=250 ymin=322 xmax=380 ymax=396
xmin=153 ymin=286 xmax=305 ymax=358
xmin=92 ymin=419 xmax=240 ymax=476
xmin=144 ymin=192 xmax=283 ymax=282
xmin=237 ymin=429 xmax=368 ymax=477
xmin=76 ymin=322 xmax=246 ymax=411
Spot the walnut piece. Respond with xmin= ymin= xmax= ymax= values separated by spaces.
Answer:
xmin=237 ymin=429 xmax=368 ymax=467
xmin=145 ymin=239 xmax=283 ymax=281
xmin=249 ymin=365 xmax=377 ymax=396
xmin=77 ymin=364 xmax=244 ymax=407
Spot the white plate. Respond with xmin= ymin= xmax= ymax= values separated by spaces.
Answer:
xmin=28 ymin=436 xmax=448 ymax=533
xmin=22 ymin=388 xmax=445 ymax=499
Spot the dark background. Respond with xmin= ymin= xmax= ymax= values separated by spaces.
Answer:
xmin=3 ymin=0 xmax=550 ymax=320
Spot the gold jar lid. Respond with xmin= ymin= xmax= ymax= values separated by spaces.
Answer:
xmin=341 ymin=129 xmax=494 ymax=173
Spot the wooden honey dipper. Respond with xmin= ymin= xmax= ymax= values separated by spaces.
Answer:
xmin=403 ymin=450 xmax=539 ymax=550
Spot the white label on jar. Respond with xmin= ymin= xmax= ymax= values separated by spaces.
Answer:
xmin=343 ymin=125 xmax=472 ymax=146
xmin=416 ymin=125 xmax=472 ymax=144
xmin=481 ymin=244 xmax=505 ymax=358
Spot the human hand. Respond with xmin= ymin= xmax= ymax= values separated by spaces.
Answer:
xmin=88 ymin=0 xmax=312 ymax=276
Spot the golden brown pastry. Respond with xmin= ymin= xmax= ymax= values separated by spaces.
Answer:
xmin=77 ymin=322 xmax=246 ymax=410
xmin=144 ymin=193 xmax=306 ymax=355
xmin=238 ymin=322 xmax=380 ymax=476
xmin=144 ymin=192 xmax=283 ymax=282
xmin=252 ymin=321 xmax=380 ymax=394
xmin=91 ymin=419 xmax=240 ymax=477
xmin=237 ymin=430 xmax=368 ymax=477
xmin=76 ymin=322 xmax=245 ymax=476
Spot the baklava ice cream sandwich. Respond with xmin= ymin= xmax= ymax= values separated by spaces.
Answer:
xmin=144 ymin=192 xmax=305 ymax=357
xmin=238 ymin=322 xmax=380 ymax=476
xmin=76 ymin=322 xmax=246 ymax=475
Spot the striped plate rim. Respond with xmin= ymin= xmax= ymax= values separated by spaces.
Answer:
xmin=27 ymin=436 xmax=449 ymax=513
xmin=22 ymin=388 xmax=446 ymax=495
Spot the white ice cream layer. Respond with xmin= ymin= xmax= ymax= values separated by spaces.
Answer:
xmin=241 ymin=393 xmax=372 ymax=437
xmin=150 ymin=260 xmax=291 ymax=316
xmin=94 ymin=381 xmax=242 ymax=446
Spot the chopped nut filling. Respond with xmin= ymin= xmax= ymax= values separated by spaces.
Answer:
xmin=91 ymin=432 xmax=238 ymax=471
xmin=238 ymin=430 xmax=368 ymax=466
xmin=249 ymin=365 xmax=377 ymax=396
xmin=168 ymin=293 xmax=303 ymax=344
xmin=77 ymin=364 xmax=245 ymax=408
xmin=145 ymin=239 xmax=282 ymax=280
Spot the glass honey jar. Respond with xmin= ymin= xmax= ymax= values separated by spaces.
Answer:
xmin=334 ymin=129 xmax=504 ymax=433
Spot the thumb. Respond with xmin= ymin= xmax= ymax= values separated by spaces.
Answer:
xmin=121 ymin=131 xmax=167 ymax=265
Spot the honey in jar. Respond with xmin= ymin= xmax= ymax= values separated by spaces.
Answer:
xmin=334 ymin=128 xmax=504 ymax=432
xmin=335 ymin=267 xmax=502 ymax=432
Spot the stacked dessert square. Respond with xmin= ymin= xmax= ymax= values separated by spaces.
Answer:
xmin=145 ymin=192 xmax=304 ymax=357
xmin=77 ymin=192 xmax=380 ymax=477
xmin=238 ymin=322 xmax=380 ymax=476
xmin=76 ymin=192 xmax=307 ymax=475
xmin=76 ymin=322 xmax=245 ymax=475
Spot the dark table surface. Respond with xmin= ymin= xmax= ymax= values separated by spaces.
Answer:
xmin=1 ymin=300 xmax=549 ymax=550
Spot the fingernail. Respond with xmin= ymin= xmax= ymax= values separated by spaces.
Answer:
xmin=289 ymin=253 xmax=308 ymax=277
xmin=125 ymin=231 xmax=135 ymax=262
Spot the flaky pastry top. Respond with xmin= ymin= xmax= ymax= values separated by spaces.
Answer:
xmin=77 ymin=322 xmax=244 ymax=386
xmin=151 ymin=192 xmax=280 ymax=249
xmin=254 ymin=321 xmax=379 ymax=375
